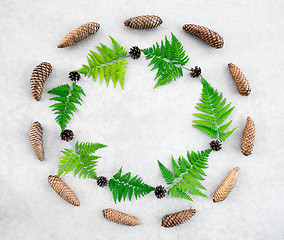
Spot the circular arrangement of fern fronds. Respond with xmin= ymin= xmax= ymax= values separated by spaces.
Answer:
xmin=45 ymin=32 xmax=240 ymax=205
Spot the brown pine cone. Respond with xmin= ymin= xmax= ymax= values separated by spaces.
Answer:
xmin=30 ymin=62 xmax=52 ymax=101
xmin=161 ymin=209 xmax=196 ymax=228
xmin=103 ymin=209 xmax=140 ymax=226
xmin=29 ymin=122 xmax=44 ymax=161
xmin=183 ymin=24 xmax=224 ymax=49
xmin=124 ymin=15 xmax=163 ymax=29
xmin=228 ymin=63 xmax=251 ymax=96
xmin=58 ymin=22 xmax=100 ymax=48
xmin=213 ymin=167 xmax=240 ymax=203
xmin=241 ymin=116 xmax=255 ymax=156
xmin=48 ymin=175 xmax=80 ymax=206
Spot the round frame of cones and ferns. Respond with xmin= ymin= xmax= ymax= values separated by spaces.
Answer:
xmin=29 ymin=15 xmax=256 ymax=228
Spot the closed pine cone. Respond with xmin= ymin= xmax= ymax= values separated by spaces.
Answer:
xmin=58 ymin=22 xmax=100 ymax=48
xmin=228 ymin=63 xmax=251 ymax=96
xmin=213 ymin=167 xmax=240 ymax=203
xmin=241 ymin=116 xmax=255 ymax=156
xmin=103 ymin=209 xmax=140 ymax=226
xmin=183 ymin=24 xmax=224 ymax=49
xmin=161 ymin=209 xmax=196 ymax=228
xmin=124 ymin=15 xmax=163 ymax=29
xmin=29 ymin=122 xmax=44 ymax=161
xmin=30 ymin=62 xmax=52 ymax=101
xmin=48 ymin=175 xmax=80 ymax=206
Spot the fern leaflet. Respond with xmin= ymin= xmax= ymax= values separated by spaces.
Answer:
xmin=58 ymin=141 xmax=107 ymax=180
xmin=141 ymin=33 xmax=189 ymax=88
xmin=192 ymin=76 xmax=237 ymax=141
xmin=109 ymin=167 xmax=155 ymax=203
xmin=78 ymin=36 xmax=128 ymax=89
xmin=48 ymin=83 xmax=85 ymax=131
xmin=158 ymin=149 xmax=212 ymax=201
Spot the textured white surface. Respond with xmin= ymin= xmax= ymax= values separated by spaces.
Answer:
xmin=1 ymin=0 xmax=284 ymax=239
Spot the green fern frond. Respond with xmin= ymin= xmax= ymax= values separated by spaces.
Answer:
xmin=58 ymin=141 xmax=107 ymax=180
xmin=158 ymin=149 xmax=211 ymax=201
xmin=48 ymin=83 xmax=85 ymax=131
xmin=142 ymin=33 xmax=189 ymax=88
xmin=193 ymin=76 xmax=237 ymax=142
xmin=109 ymin=167 xmax=155 ymax=203
xmin=78 ymin=36 xmax=128 ymax=89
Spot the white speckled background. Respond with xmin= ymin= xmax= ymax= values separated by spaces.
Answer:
xmin=1 ymin=0 xmax=284 ymax=239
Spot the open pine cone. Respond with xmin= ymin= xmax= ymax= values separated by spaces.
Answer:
xmin=60 ymin=129 xmax=74 ymax=142
xmin=129 ymin=46 xmax=141 ymax=59
xmin=154 ymin=185 xmax=167 ymax=199
xmin=210 ymin=140 xmax=222 ymax=151
xmin=69 ymin=71 xmax=81 ymax=82
xmin=190 ymin=66 xmax=201 ymax=78
xmin=97 ymin=176 xmax=108 ymax=187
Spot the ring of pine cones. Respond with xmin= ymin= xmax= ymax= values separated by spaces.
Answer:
xmin=28 ymin=16 xmax=256 ymax=229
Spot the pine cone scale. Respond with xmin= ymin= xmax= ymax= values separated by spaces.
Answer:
xmin=213 ymin=167 xmax=240 ymax=203
xmin=124 ymin=15 xmax=163 ymax=29
xmin=103 ymin=209 xmax=140 ymax=226
xmin=241 ymin=116 xmax=255 ymax=156
xmin=228 ymin=63 xmax=251 ymax=96
xmin=183 ymin=24 xmax=224 ymax=49
xmin=30 ymin=62 xmax=52 ymax=101
xmin=48 ymin=175 xmax=80 ymax=206
xmin=162 ymin=209 xmax=196 ymax=227
xmin=58 ymin=22 xmax=100 ymax=48
xmin=29 ymin=122 xmax=44 ymax=161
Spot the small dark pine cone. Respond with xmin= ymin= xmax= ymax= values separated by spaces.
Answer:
xmin=97 ymin=176 xmax=108 ymax=187
xmin=129 ymin=46 xmax=141 ymax=59
xmin=60 ymin=129 xmax=74 ymax=142
xmin=210 ymin=140 xmax=222 ymax=151
xmin=69 ymin=71 xmax=81 ymax=82
xmin=154 ymin=185 xmax=167 ymax=199
xmin=190 ymin=66 xmax=201 ymax=78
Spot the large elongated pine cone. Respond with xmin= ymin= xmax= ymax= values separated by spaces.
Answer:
xmin=58 ymin=22 xmax=100 ymax=48
xmin=183 ymin=24 xmax=224 ymax=49
xmin=228 ymin=63 xmax=251 ymax=96
xmin=213 ymin=167 xmax=240 ymax=203
xmin=124 ymin=15 xmax=163 ymax=29
xmin=241 ymin=116 xmax=255 ymax=156
xmin=161 ymin=209 xmax=196 ymax=228
xmin=103 ymin=209 xmax=140 ymax=226
xmin=30 ymin=62 xmax=52 ymax=101
xmin=48 ymin=175 xmax=80 ymax=206
xmin=29 ymin=122 xmax=44 ymax=161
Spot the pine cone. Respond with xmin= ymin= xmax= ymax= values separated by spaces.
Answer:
xmin=190 ymin=66 xmax=201 ymax=78
xmin=213 ymin=167 xmax=240 ymax=203
xmin=161 ymin=209 xmax=196 ymax=228
xmin=58 ymin=22 xmax=100 ymax=48
xmin=29 ymin=122 xmax=44 ymax=161
xmin=48 ymin=175 xmax=80 ymax=206
xmin=69 ymin=71 xmax=81 ymax=82
xmin=103 ymin=209 xmax=140 ymax=226
xmin=154 ymin=185 xmax=167 ymax=199
xmin=210 ymin=140 xmax=222 ymax=151
xmin=124 ymin=15 xmax=163 ymax=29
xmin=129 ymin=46 xmax=141 ymax=59
xmin=97 ymin=176 xmax=108 ymax=187
xmin=183 ymin=24 xmax=224 ymax=49
xmin=30 ymin=62 xmax=52 ymax=101
xmin=60 ymin=129 xmax=74 ymax=142
xmin=241 ymin=116 xmax=255 ymax=156
xmin=228 ymin=63 xmax=251 ymax=96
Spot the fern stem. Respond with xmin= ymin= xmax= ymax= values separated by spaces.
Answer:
xmin=60 ymin=83 xmax=75 ymax=131
xmin=200 ymin=75 xmax=220 ymax=140
xmin=179 ymin=65 xmax=192 ymax=72
xmin=165 ymin=171 xmax=187 ymax=190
